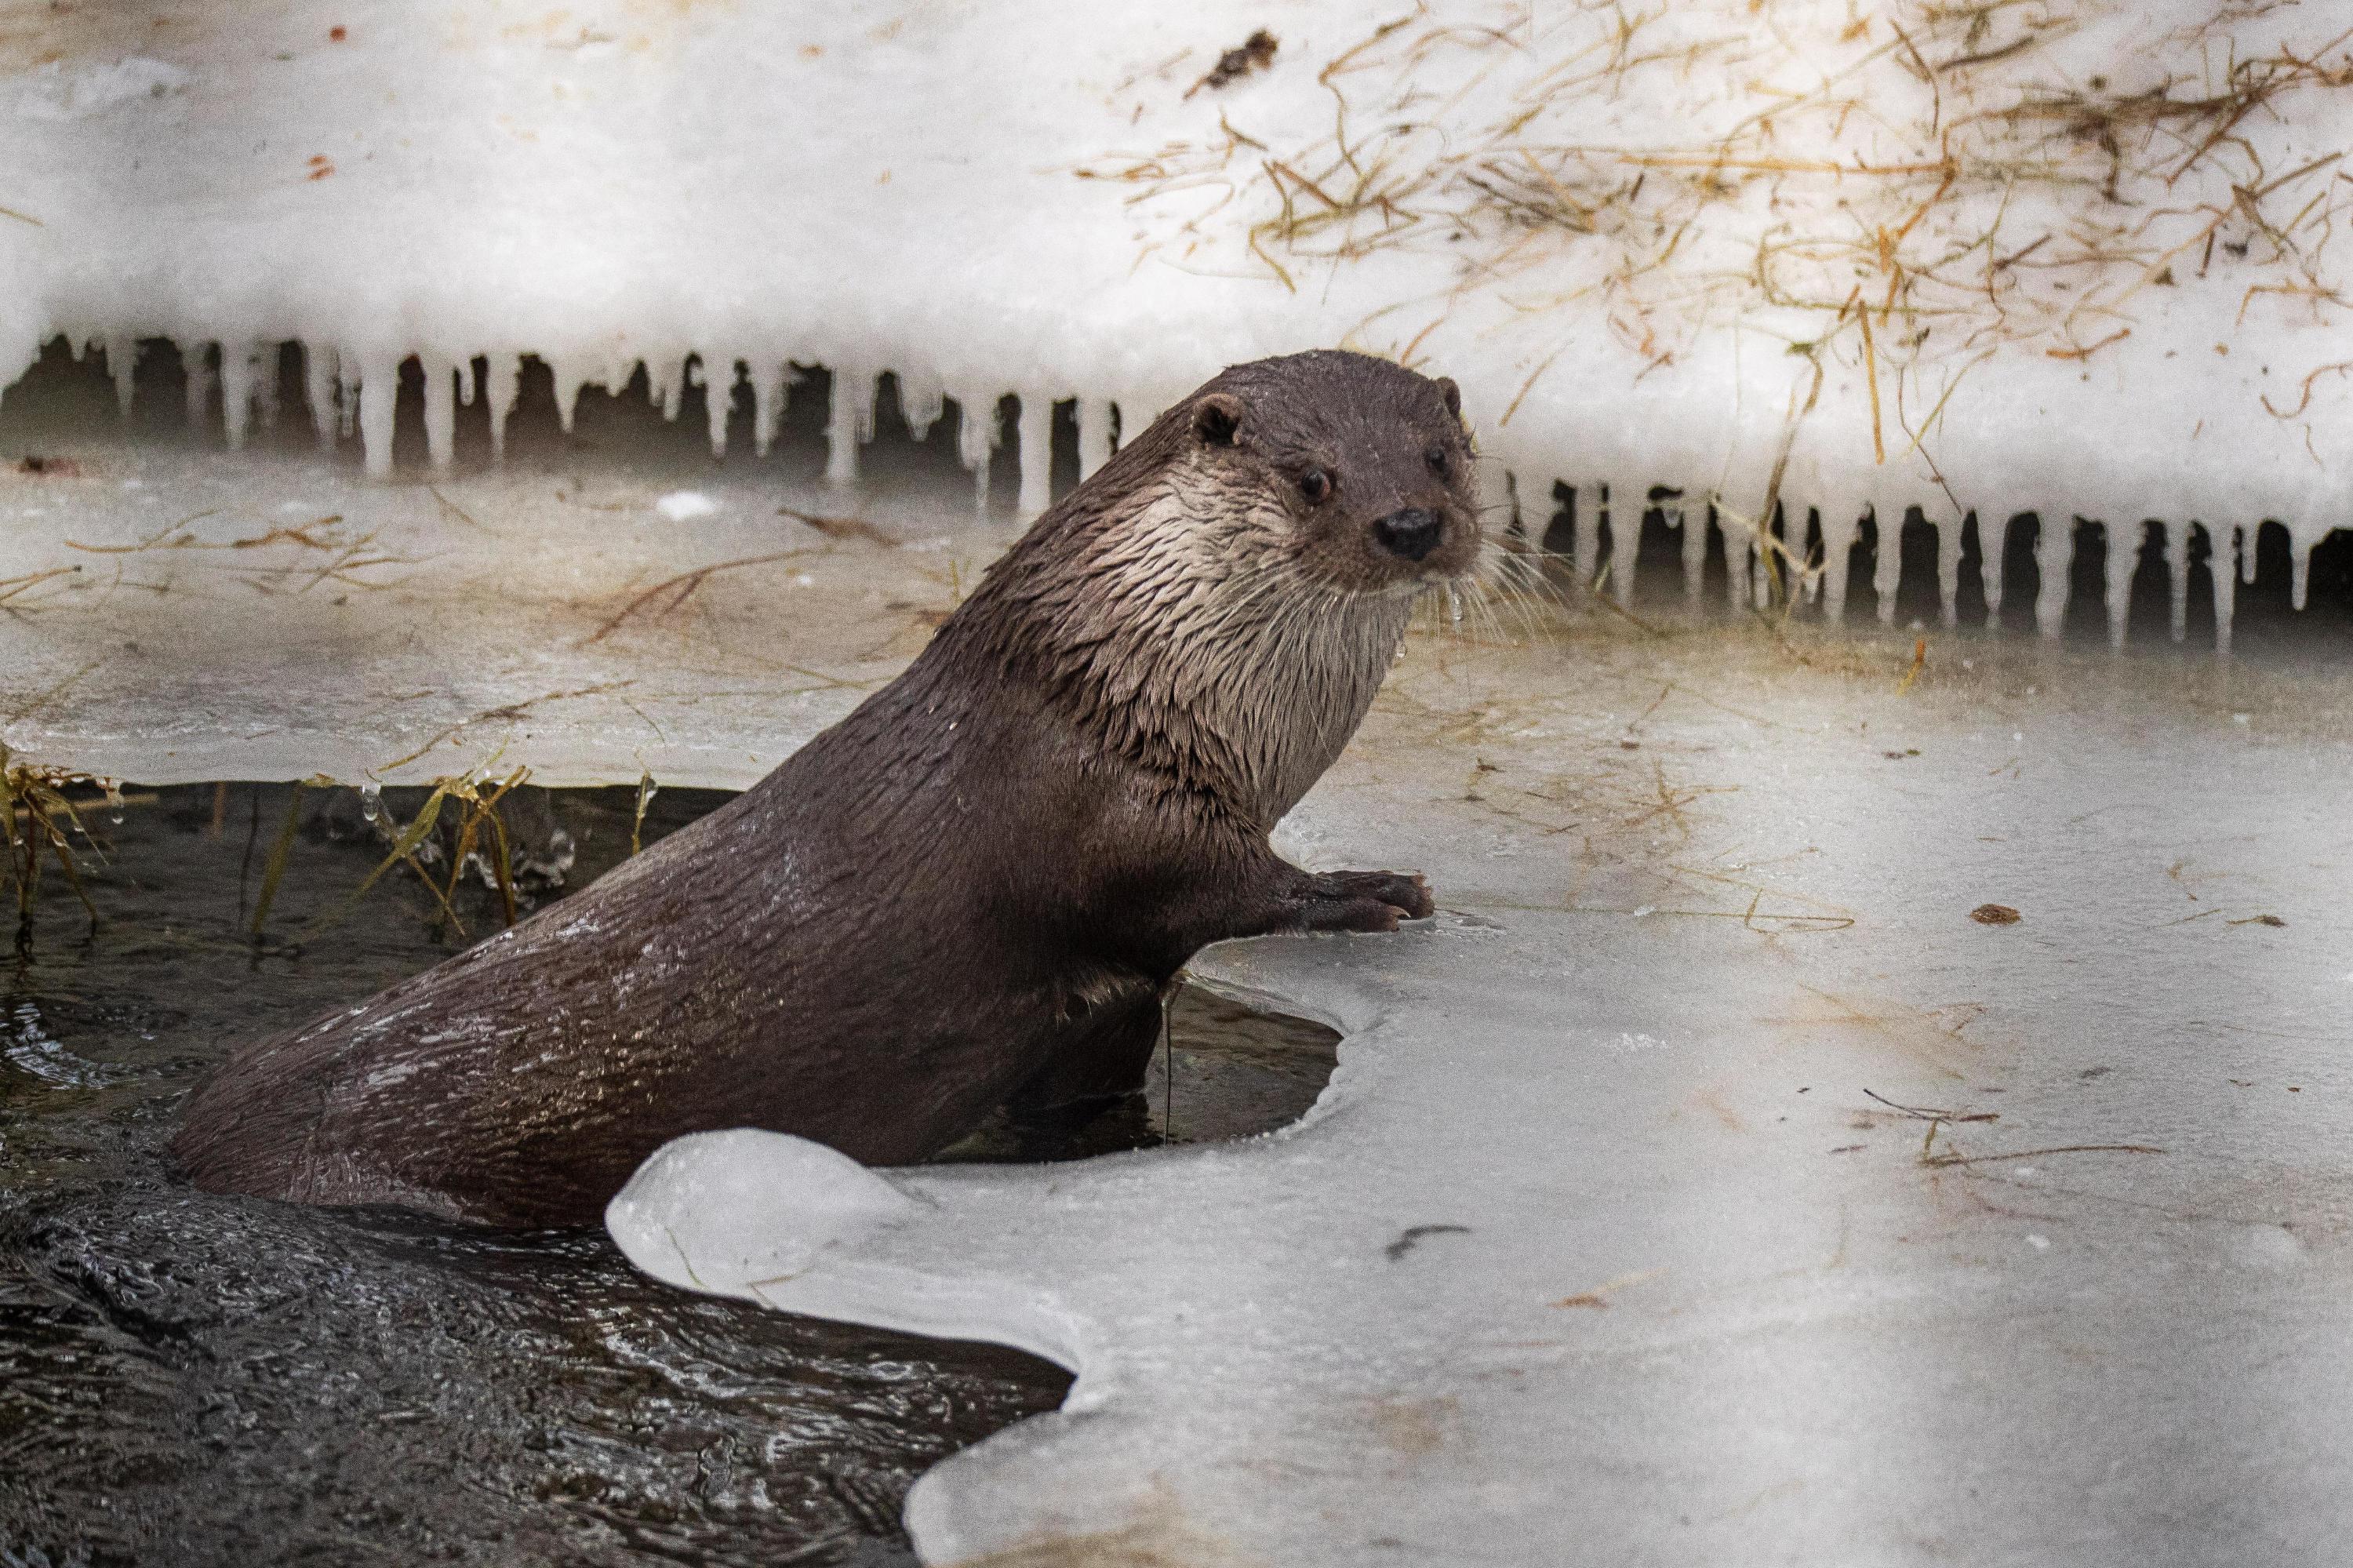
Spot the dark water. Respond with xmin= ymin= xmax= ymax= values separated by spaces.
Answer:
xmin=0 ymin=784 xmax=1338 ymax=1566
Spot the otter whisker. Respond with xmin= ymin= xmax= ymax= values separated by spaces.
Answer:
xmin=1464 ymin=574 xmax=1538 ymax=647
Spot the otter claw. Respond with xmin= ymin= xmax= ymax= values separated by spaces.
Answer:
xmin=1293 ymin=896 xmax=1404 ymax=934
xmin=1309 ymin=870 xmax=1435 ymax=923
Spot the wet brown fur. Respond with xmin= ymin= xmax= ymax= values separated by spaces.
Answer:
xmin=173 ymin=351 xmax=1482 ymax=1228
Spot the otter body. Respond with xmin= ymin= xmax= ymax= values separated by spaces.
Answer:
xmin=175 ymin=351 xmax=1482 ymax=1228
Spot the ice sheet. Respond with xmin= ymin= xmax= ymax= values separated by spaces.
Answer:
xmin=0 ymin=446 xmax=1014 ymax=788
xmin=613 ymin=631 xmax=2353 ymax=1566
xmin=3 ymin=0 xmax=2349 ymax=646
xmin=8 ymin=438 xmax=2353 ymax=1563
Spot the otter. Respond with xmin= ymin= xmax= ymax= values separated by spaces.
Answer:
xmin=174 ymin=350 xmax=1482 ymax=1228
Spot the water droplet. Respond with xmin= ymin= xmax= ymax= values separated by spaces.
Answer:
xmin=104 ymin=782 xmax=125 ymax=825
xmin=359 ymin=782 xmax=382 ymax=823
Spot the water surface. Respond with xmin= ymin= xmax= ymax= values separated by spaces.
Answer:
xmin=0 ymin=784 xmax=1336 ymax=1566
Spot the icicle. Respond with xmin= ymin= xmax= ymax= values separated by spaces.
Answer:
xmin=898 ymin=373 xmax=945 ymax=443
xmin=336 ymin=352 xmax=362 ymax=441
xmin=825 ymin=367 xmax=871 ymax=487
xmin=421 ymin=355 xmax=456 ymax=471
xmin=854 ymin=370 xmax=881 ymax=446
xmin=955 ymin=388 xmax=1002 ymax=513
xmin=1567 ymin=485 xmax=1592 ymax=590
xmin=704 ymin=355 xmax=737 ymax=459
xmin=216 ymin=343 xmax=255 ymax=451
xmin=184 ymin=340 xmax=215 ymax=438
xmin=302 ymin=343 xmax=337 ymax=453
xmin=1016 ymin=392 xmax=1054 ymax=517
xmin=459 ymin=360 xmax=478 ymax=407
xmin=252 ymin=341 xmax=280 ymax=431
xmin=1981 ymin=514 xmax=2011 ymax=624
xmin=2031 ymin=511 xmax=2071 ymax=638
xmin=1674 ymin=490 xmax=1705 ymax=604
xmin=551 ymin=361 xmax=587 ymax=435
xmin=2240 ymin=522 xmax=2257 ymax=585
xmin=358 ymin=351 xmax=399 ymax=479
xmin=2104 ymin=519 xmax=2140 ymax=650
xmin=1871 ymin=503 xmax=1902 ymax=626
xmin=486 ymin=353 xmax=520 ymax=464
xmin=658 ymin=355 xmax=686 ymax=424
xmin=2164 ymin=520 xmax=2189 ymax=642
xmin=1077 ymin=397 xmax=1115 ymax=482
xmin=1606 ymin=480 xmax=1641 ymax=607
xmin=105 ymin=334 xmax=136 ymax=420
xmin=752 ymin=362 xmax=786 ymax=457
xmin=1722 ymin=505 xmax=1756 ymax=613
xmin=2206 ymin=522 xmax=2238 ymax=656
xmin=2291 ymin=527 xmax=2312 ymax=612
xmin=1817 ymin=500 xmax=1861 ymax=623
xmin=1935 ymin=514 xmax=1962 ymax=628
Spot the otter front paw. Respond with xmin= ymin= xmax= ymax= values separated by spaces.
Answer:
xmin=1292 ymin=870 xmax=1435 ymax=933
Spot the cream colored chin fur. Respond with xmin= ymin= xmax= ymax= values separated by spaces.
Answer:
xmin=1067 ymin=473 xmax=1417 ymax=828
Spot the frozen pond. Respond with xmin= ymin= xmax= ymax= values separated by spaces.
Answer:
xmin=616 ymin=616 xmax=2353 ymax=1565
xmin=5 ymin=373 xmax=2353 ymax=1563
xmin=5 ymin=0 xmax=2352 ymax=1556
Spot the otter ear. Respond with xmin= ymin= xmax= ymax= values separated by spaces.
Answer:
xmin=1434 ymin=377 xmax=1462 ymax=420
xmin=1192 ymin=392 xmax=1244 ymax=447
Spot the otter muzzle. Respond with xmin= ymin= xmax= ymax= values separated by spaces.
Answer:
xmin=1373 ymin=507 xmax=1443 ymax=562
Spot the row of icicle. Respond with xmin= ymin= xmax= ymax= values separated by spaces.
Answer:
xmin=76 ymin=335 xmax=1112 ymax=518
xmin=1569 ymin=489 xmax=2289 ymax=657
xmin=63 ymin=336 xmax=2326 ymax=654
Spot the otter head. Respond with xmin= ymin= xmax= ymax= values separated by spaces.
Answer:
xmin=1182 ymin=350 xmax=1482 ymax=598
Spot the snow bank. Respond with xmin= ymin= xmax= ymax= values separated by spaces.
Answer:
xmin=3 ymin=1 xmax=2348 ymax=649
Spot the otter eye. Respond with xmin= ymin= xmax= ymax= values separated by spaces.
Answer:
xmin=1426 ymin=446 xmax=1451 ymax=479
xmin=1298 ymin=467 xmax=1333 ymax=505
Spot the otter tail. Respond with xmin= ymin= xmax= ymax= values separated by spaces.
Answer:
xmin=171 ymin=1028 xmax=334 ymax=1203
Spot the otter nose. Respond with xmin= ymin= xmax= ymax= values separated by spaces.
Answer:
xmin=1373 ymin=508 xmax=1444 ymax=562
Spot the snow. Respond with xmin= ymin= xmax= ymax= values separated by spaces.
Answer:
xmin=3 ymin=0 xmax=2350 ymax=646
xmin=7 ymin=56 xmax=191 ymax=121
xmin=652 ymin=489 xmax=718 ymax=522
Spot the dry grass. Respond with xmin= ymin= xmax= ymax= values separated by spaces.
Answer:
xmin=583 ymin=548 xmax=823 ymax=644
xmin=65 ymin=511 xmax=416 ymax=595
xmin=1082 ymin=2 xmax=2353 ymax=479
xmin=0 ymin=743 xmax=111 ymax=940
xmin=280 ymin=766 xmax=534 ymax=944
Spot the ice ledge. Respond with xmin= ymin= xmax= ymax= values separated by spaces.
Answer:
xmin=602 ymin=633 xmax=2353 ymax=1566
xmin=610 ymin=1130 xmax=1093 ymax=1373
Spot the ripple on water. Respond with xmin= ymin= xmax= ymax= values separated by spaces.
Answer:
xmin=0 ymin=784 xmax=1067 ymax=1568
xmin=0 ymin=782 xmax=1339 ymax=1566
